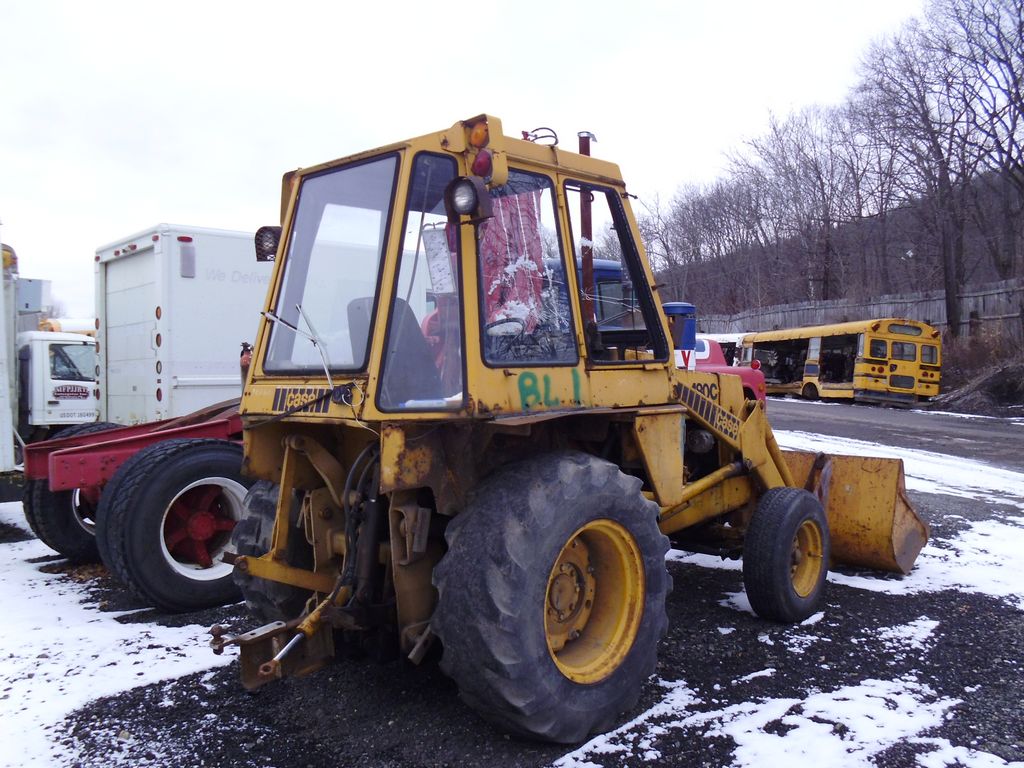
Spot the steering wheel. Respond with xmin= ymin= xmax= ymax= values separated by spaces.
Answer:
xmin=484 ymin=318 xmax=528 ymax=362
xmin=484 ymin=318 xmax=527 ymax=338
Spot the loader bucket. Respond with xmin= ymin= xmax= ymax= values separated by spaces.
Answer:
xmin=782 ymin=450 xmax=928 ymax=574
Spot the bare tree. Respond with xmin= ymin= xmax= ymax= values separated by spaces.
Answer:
xmin=859 ymin=19 xmax=985 ymax=337
xmin=934 ymin=0 xmax=1024 ymax=278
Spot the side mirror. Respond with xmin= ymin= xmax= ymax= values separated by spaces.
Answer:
xmin=255 ymin=226 xmax=281 ymax=262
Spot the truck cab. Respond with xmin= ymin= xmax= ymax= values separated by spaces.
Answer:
xmin=17 ymin=331 xmax=98 ymax=439
xmin=693 ymin=335 xmax=766 ymax=403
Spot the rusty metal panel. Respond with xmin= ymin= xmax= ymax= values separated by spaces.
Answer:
xmin=632 ymin=412 xmax=685 ymax=507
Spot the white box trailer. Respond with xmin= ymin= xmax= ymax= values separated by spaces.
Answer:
xmin=95 ymin=224 xmax=272 ymax=425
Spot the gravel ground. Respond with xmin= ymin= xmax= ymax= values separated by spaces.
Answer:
xmin=6 ymin=398 xmax=1024 ymax=767
xmin=27 ymin=488 xmax=1020 ymax=768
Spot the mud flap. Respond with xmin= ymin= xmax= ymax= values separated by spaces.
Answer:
xmin=783 ymin=450 xmax=929 ymax=574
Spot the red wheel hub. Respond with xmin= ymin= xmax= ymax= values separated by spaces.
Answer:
xmin=162 ymin=484 xmax=237 ymax=568
xmin=186 ymin=512 xmax=217 ymax=541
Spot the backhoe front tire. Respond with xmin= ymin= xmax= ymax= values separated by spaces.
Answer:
xmin=432 ymin=451 xmax=670 ymax=743
xmin=742 ymin=487 xmax=830 ymax=623
xmin=230 ymin=480 xmax=313 ymax=623
xmin=98 ymin=439 xmax=251 ymax=612
xmin=24 ymin=421 xmax=119 ymax=562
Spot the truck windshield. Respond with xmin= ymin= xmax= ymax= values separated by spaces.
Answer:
xmin=266 ymin=155 xmax=398 ymax=374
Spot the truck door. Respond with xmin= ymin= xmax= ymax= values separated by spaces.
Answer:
xmin=37 ymin=339 xmax=98 ymax=425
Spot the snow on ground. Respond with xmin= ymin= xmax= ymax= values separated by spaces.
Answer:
xmin=2 ymin=426 xmax=1023 ymax=767
xmin=774 ymin=429 xmax=1024 ymax=503
xmin=557 ymin=677 xmax=961 ymax=768
xmin=0 ymin=502 xmax=232 ymax=768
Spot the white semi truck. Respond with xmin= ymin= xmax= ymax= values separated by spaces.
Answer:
xmin=0 ymin=242 xmax=99 ymax=472
xmin=22 ymin=224 xmax=276 ymax=613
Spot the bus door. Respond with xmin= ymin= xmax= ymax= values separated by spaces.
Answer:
xmin=886 ymin=337 xmax=919 ymax=395
xmin=818 ymin=333 xmax=858 ymax=393
xmin=804 ymin=337 xmax=821 ymax=387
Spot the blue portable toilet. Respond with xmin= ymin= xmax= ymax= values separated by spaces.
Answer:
xmin=662 ymin=302 xmax=696 ymax=352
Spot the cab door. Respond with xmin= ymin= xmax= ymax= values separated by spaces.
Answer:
xmin=37 ymin=338 xmax=99 ymax=426
xmin=562 ymin=179 xmax=671 ymax=408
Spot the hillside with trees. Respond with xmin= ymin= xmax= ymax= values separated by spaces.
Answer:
xmin=638 ymin=0 xmax=1023 ymax=345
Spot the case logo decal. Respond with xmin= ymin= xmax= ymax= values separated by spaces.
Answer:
xmin=272 ymin=387 xmax=331 ymax=414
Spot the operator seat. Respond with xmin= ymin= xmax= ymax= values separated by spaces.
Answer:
xmin=347 ymin=296 xmax=443 ymax=408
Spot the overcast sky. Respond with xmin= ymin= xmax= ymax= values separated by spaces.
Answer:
xmin=1 ymin=0 xmax=923 ymax=317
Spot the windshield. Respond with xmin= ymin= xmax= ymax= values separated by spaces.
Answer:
xmin=266 ymin=155 xmax=398 ymax=374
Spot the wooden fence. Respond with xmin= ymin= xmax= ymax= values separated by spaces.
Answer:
xmin=700 ymin=277 xmax=1024 ymax=344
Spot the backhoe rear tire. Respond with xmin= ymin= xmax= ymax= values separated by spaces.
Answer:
xmin=230 ymin=480 xmax=314 ymax=623
xmin=432 ymin=451 xmax=670 ymax=743
xmin=24 ymin=421 xmax=118 ymax=562
xmin=742 ymin=487 xmax=830 ymax=623
xmin=97 ymin=439 xmax=251 ymax=612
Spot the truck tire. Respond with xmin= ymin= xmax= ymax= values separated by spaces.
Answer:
xmin=99 ymin=439 xmax=251 ymax=612
xmin=23 ymin=421 xmax=118 ymax=562
xmin=230 ymin=480 xmax=313 ymax=623
xmin=432 ymin=451 xmax=671 ymax=743
xmin=742 ymin=487 xmax=830 ymax=623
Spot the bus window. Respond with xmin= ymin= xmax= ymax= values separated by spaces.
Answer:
xmin=807 ymin=337 xmax=821 ymax=361
xmin=869 ymin=339 xmax=887 ymax=359
xmin=892 ymin=341 xmax=917 ymax=361
xmin=595 ymin=280 xmax=625 ymax=326
xmin=922 ymin=344 xmax=939 ymax=365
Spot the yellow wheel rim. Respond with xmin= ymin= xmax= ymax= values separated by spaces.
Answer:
xmin=545 ymin=519 xmax=645 ymax=684
xmin=791 ymin=519 xmax=825 ymax=597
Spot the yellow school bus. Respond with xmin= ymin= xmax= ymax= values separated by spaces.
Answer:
xmin=738 ymin=318 xmax=942 ymax=405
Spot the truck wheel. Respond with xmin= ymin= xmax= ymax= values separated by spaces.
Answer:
xmin=742 ymin=487 xmax=830 ymax=623
xmin=432 ymin=451 xmax=670 ymax=743
xmin=230 ymin=480 xmax=313 ymax=622
xmin=23 ymin=421 xmax=118 ymax=562
xmin=100 ymin=439 xmax=251 ymax=612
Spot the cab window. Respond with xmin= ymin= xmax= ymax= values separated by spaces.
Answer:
xmin=379 ymin=153 xmax=464 ymax=410
xmin=477 ymin=170 xmax=577 ymax=367
xmin=50 ymin=344 xmax=94 ymax=382
xmin=266 ymin=155 xmax=398 ymax=374
xmin=565 ymin=182 xmax=667 ymax=363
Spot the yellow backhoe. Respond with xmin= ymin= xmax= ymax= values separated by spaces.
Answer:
xmin=210 ymin=115 xmax=927 ymax=744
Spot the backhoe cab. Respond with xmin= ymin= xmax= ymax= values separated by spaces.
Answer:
xmin=213 ymin=115 xmax=927 ymax=744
